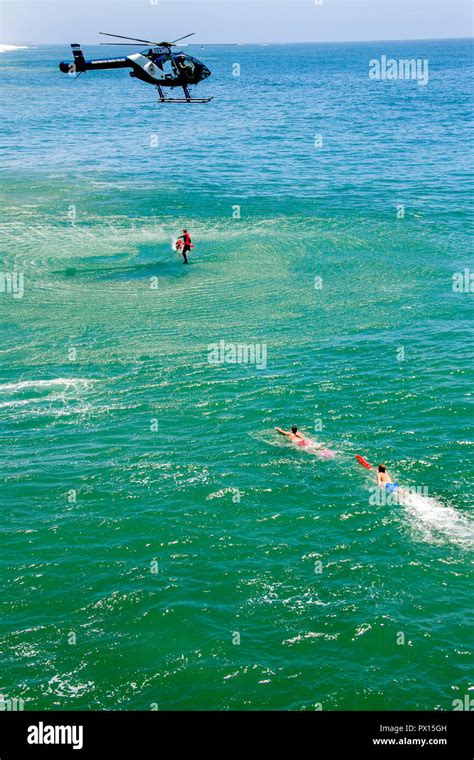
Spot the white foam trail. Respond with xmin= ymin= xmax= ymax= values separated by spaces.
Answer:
xmin=400 ymin=490 xmax=473 ymax=548
xmin=0 ymin=378 xmax=93 ymax=393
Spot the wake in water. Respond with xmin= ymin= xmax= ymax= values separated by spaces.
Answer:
xmin=0 ymin=378 xmax=95 ymax=419
xmin=400 ymin=489 xmax=474 ymax=548
xmin=359 ymin=455 xmax=473 ymax=548
xmin=0 ymin=378 xmax=92 ymax=393
xmin=369 ymin=481 xmax=473 ymax=548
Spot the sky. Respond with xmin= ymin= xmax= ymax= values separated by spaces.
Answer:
xmin=1 ymin=0 xmax=473 ymax=45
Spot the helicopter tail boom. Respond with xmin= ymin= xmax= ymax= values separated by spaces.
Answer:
xmin=59 ymin=44 xmax=132 ymax=75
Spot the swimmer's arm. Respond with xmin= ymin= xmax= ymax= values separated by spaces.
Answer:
xmin=275 ymin=428 xmax=291 ymax=437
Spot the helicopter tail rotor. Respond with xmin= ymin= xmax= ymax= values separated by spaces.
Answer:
xmin=71 ymin=44 xmax=86 ymax=71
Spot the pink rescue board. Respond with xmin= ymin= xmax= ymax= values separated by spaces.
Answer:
xmin=319 ymin=448 xmax=335 ymax=459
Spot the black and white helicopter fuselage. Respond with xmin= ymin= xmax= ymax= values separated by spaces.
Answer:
xmin=59 ymin=33 xmax=212 ymax=103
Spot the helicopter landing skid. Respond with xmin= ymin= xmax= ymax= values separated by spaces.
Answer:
xmin=157 ymin=97 xmax=214 ymax=103
xmin=155 ymin=85 xmax=213 ymax=104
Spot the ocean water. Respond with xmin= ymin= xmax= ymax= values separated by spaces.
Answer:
xmin=0 ymin=40 xmax=473 ymax=711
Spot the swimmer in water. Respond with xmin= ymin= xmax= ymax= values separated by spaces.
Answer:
xmin=376 ymin=464 xmax=399 ymax=493
xmin=276 ymin=426 xmax=313 ymax=447
xmin=276 ymin=426 xmax=334 ymax=458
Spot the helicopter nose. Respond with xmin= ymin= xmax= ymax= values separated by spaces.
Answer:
xmin=59 ymin=62 xmax=70 ymax=73
xmin=201 ymin=65 xmax=211 ymax=80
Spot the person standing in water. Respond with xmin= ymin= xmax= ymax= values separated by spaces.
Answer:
xmin=177 ymin=228 xmax=192 ymax=264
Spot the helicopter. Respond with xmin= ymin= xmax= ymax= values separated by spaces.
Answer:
xmin=59 ymin=32 xmax=213 ymax=103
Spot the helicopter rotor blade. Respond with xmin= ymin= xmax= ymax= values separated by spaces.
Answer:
xmin=99 ymin=32 xmax=161 ymax=45
xmin=171 ymin=33 xmax=196 ymax=44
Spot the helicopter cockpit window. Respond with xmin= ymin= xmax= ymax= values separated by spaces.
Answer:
xmin=148 ymin=57 xmax=163 ymax=71
xmin=158 ymin=57 xmax=175 ymax=78
xmin=175 ymin=55 xmax=195 ymax=79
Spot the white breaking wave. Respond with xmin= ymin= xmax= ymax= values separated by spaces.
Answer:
xmin=0 ymin=44 xmax=28 ymax=53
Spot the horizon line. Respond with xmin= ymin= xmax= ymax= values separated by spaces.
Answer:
xmin=8 ymin=35 xmax=474 ymax=46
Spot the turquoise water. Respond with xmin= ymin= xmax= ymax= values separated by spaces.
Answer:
xmin=1 ymin=40 xmax=473 ymax=710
